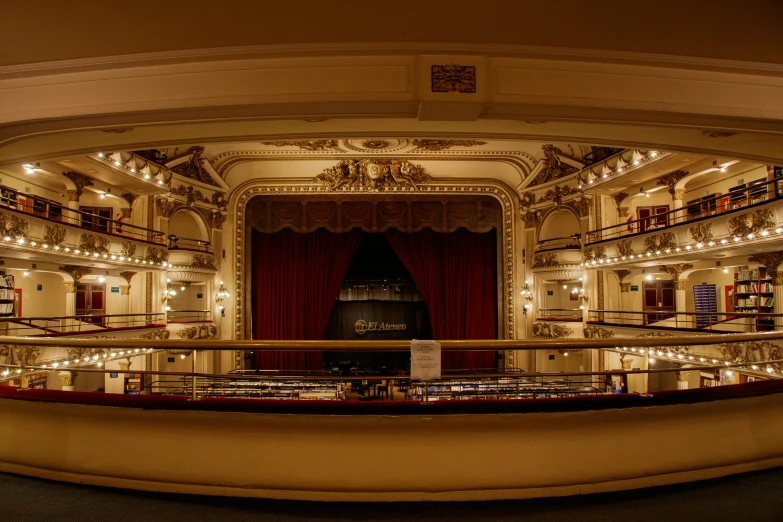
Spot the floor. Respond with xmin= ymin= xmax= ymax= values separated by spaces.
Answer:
xmin=1 ymin=468 xmax=782 ymax=521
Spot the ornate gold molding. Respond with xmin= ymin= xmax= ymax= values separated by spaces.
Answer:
xmin=121 ymin=241 xmax=137 ymax=259
xmin=315 ymin=159 xmax=432 ymax=191
xmin=232 ymin=181 xmax=517 ymax=355
xmin=178 ymin=324 xmax=218 ymax=340
xmin=63 ymin=283 xmax=75 ymax=293
xmin=119 ymin=285 xmax=131 ymax=295
xmin=661 ymin=263 xmax=693 ymax=281
xmin=42 ymin=224 xmax=67 ymax=247
xmin=612 ymin=192 xmax=629 ymax=208
xmin=728 ymin=209 xmax=776 ymax=237
xmin=532 ymin=322 xmax=573 ymax=339
xmin=583 ymin=246 xmax=607 ymax=264
xmin=655 ymin=170 xmax=688 ymax=195
xmin=532 ymin=253 xmax=559 ymax=269
xmin=144 ymin=247 xmax=169 ymax=264
xmin=172 ymin=184 xmax=210 ymax=207
xmin=0 ymin=212 xmax=29 ymax=241
xmin=530 ymin=144 xmax=579 ymax=185
xmin=262 ymin=140 xmax=339 ymax=151
xmin=539 ymin=184 xmax=577 ymax=208
xmin=59 ymin=265 xmax=91 ymax=283
xmin=119 ymin=271 xmax=137 ymax=285
xmin=169 ymin=146 xmax=218 ymax=187
xmin=748 ymin=251 xmax=783 ymax=281
xmin=155 ymin=195 xmax=177 ymax=218
xmin=617 ymin=240 xmax=634 ymax=257
xmin=584 ymin=326 xmax=615 ymax=339
xmin=643 ymin=232 xmax=677 ymax=253
xmin=78 ymin=233 xmax=110 ymax=255
xmin=688 ymin=222 xmax=714 ymax=243
xmin=140 ymin=329 xmax=170 ymax=340
xmin=410 ymin=139 xmax=486 ymax=151
xmin=120 ymin=193 xmax=137 ymax=207
xmin=190 ymin=254 xmax=217 ymax=271
xmin=613 ymin=269 xmax=631 ymax=283
xmin=62 ymin=171 xmax=94 ymax=200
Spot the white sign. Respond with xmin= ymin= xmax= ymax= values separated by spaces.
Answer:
xmin=410 ymin=339 xmax=441 ymax=380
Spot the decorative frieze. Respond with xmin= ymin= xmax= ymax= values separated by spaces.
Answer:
xmin=0 ymin=212 xmax=29 ymax=241
xmin=58 ymin=265 xmax=91 ymax=283
xmin=78 ymin=233 xmax=110 ymax=255
xmin=583 ymin=246 xmax=607 ymax=264
xmin=643 ymin=232 xmax=677 ymax=253
xmin=410 ymin=139 xmax=486 ymax=151
xmin=688 ymin=222 xmax=714 ymax=244
xmin=540 ymin=184 xmax=577 ymax=208
xmin=155 ymin=196 xmax=177 ymax=218
xmin=617 ymin=240 xmax=634 ymax=257
xmin=661 ymin=263 xmax=693 ymax=281
xmin=261 ymin=140 xmax=339 ymax=151
xmin=172 ymin=184 xmax=210 ymax=207
xmin=584 ymin=326 xmax=615 ymax=339
xmin=532 ymin=253 xmax=559 ymax=269
xmin=431 ymin=64 xmax=476 ymax=93
xmin=655 ymin=170 xmax=688 ymax=195
xmin=61 ymin=171 xmax=94 ymax=200
xmin=315 ymin=159 xmax=432 ymax=191
xmin=531 ymin=144 xmax=579 ymax=185
xmin=120 ymin=241 xmax=137 ymax=259
xmin=728 ymin=209 xmax=775 ymax=237
xmin=178 ymin=324 xmax=218 ymax=340
xmin=532 ymin=322 xmax=573 ymax=339
xmin=191 ymin=254 xmax=217 ymax=271
xmin=139 ymin=329 xmax=170 ymax=340
xmin=144 ymin=247 xmax=169 ymax=264
xmin=42 ymin=224 xmax=67 ymax=247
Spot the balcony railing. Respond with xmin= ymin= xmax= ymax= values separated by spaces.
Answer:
xmin=0 ymin=184 xmax=165 ymax=244
xmin=586 ymin=176 xmax=782 ymax=244
xmin=535 ymin=235 xmax=581 ymax=251
xmin=167 ymin=310 xmax=213 ymax=323
xmin=168 ymin=236 xmax=212 ymax=253
xmin=538 ymin=308 xmax=583 ymax=321
xmin=0 ymin=313 xmax=166 ymax=336
xmin=587 ymin=309 xmax=783 ymax=332
xmin=582 ymin=147 xmax=624 ymax=166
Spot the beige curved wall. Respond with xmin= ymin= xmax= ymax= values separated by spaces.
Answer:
xmin=1 ymin=394 xmax=782 ymax=501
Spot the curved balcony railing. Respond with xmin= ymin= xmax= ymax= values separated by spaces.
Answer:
xmin=582 ymin=147 xmax=624 ymax=166
xmin=535 ymin=235 xmax=581 ymax=251
xmin=167 ymin=236 xmax=212 ymax=253
xmin=167 ymin=310 xmax=212 ymax=323
xmin=0 ymin=313 xmax=166 ymax=335
xmin=587 ymin=309 xmax=783 ymax=332
xmin=537 ymin=308 xmax=583 ymax=321
xmin=586 ymin=177 xmax=782 ymax=244
xmin=0 ymin=184 xmax=165 ymax=244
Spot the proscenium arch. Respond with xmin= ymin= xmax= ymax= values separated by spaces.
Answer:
xmin=229 ymin=179 xmax=519 ymax=366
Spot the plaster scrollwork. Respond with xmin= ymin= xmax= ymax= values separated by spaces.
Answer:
xmin=612 ymin=192 xmax=629 ymax=208
xmin=540 ymin=184 xmax=577 ymax=208
xmin=748 ymin=251 xmax=783 ymax=283
xmin=191 ymin=254 xmax=217 ymax=271
xmin=78 ymin=233 xmax=110 ymax=255
xmin=0 ymin=211 xmax=29 ymax=241
xmin=532 ymin=322 xmax=573 ymax=339
xmin=178 ymin=324 xmax=218 ymax=340
xmin=139 ymin=329 xmax=170 ymax=340
xmin=530 ymin=144 xmax=579 ymax=185
xmin=119 ymin=271 xmax=137 ymax=285
xmin=155 ymin=196 xmax=177 ymax=218
xmin=520 ymin=192 xmax=535 ymax=210
xmin=584 ymin=326 xmax=615 ymax=339
xmin=61 ymin=171 xmax=94 ymax=199
xmin=613 ymin=270 xmax=631 ymax=283
xmin=564 ymin=196 xmax=591 ymax=218
xmin=315 ymin=159 xmax=432 ymax=191
xmin=532 ymin=253 xmax=559 ymax=269
xmin=583 ymin=246 xmax=607 ymax=264
xmin=410 ymin=139 xmax=486 ymax=151
xmin=121 ymin=241 xmax=137 ymax=259
xmin=262 ymin=140 xmax=339 ymax=151
xmin=144 ymin=247 xmax=169 ymax=264
xmin=522 ymin=210 xmax=541 ymax=229
xmin=617 ymin=240 xmax=634 ymax=257
xmin=172 ymin=185 xmax=210 ymax=207
xmin=660 ymin=263 xmax=693 ymax=281
xmin=643 ymin=232 xmax=677 ymax=253
xmin=728 ymin=209 xmax=776 ymax=237
xmin=688 ymin=222 xmax=714 ymax=243
xmin=58 ymin=265 xmax=91 ymax=283
xmin=655 ymin=170 xmax=688 ymax=195
xmin=719 ymin=341 xmax=783 ymax=372
xmin=42 ymin=224 xmax=67 ymax=247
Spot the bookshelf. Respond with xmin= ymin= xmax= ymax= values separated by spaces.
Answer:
xmin=734 ymin=267 xmax=775 ymax=331
xmin=0 ymin=271 xmax=16 ymax=317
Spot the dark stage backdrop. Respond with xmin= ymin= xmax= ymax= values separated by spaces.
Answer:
xmin=385 ymin=228 xmax=498 ymax=370
xmin=251 ymin=228 xmax=363 ymax=370
xmin=324 ymin=300 xmax=431 ymax=369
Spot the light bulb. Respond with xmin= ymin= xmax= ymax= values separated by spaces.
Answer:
xmin=180 ymin=354 xmax=186 ymax=359
xmin=180 ymin=286 xmax=185 ymax=291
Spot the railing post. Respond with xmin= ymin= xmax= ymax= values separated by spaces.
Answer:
xmin=192 ymin=349 xmax=198 ymax=400
xmin=19 ymin=346 xmax=28 ymax=390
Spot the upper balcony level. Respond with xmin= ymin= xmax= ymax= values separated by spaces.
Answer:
xmin=0 ymin=184 xmax=168 ymax=269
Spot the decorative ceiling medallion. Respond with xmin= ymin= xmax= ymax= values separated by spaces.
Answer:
xmin=342 ymin=139 xmax=410 ymax=153
xmin=261 ymin=140 xmax=340 ymax=151
xmin=410 ymin=140 xmax=487 ymax=151
xmin=431 ymin=65 xmax=476 ymax=93
xmin=315 ymin=159 xmax=432 ymax=191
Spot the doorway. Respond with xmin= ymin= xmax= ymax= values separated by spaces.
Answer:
xmin=75 ymin=283 xmax=106 ymax=325
xmin=643 ymin=281 xmax=675 ymax=324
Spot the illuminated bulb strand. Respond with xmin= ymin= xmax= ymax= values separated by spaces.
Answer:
xmin=94 ymin=152 xmax=169 ymax=186
xmin=577 ymin=150 xmax=664 ymax=189
xmin=0 ymin=348 xmax=160 ymax=381
xmin=611 ymin=347 xmax=781 ymax=375
xmin=1 ymin=236 xmax=169 ymax=267
xmin=580 ymin=228 xmax=782 ymax=268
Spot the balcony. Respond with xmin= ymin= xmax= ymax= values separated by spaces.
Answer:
xmin=167 ymin=236 xmax=218 ymax=282
xmin=586 ymin=310 xmax=780 ymax=333
xmin=0 ymin=185 xmax=167 ymax=269
xmin=581 ymin=178 xmax=783 ymax=269
xmin=0 ymin=312 xmax=166 ymax=337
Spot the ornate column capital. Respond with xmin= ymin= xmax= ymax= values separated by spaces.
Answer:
xmin=58 ymin=265 xmax=91 ymax=283
xmin=676 ymin=370 xmax=691 ymax=382
xmin=118 ymin=359 xmax=132 ymax=372
xmin=66 ymin=190 xmax=79 ymax=203
xmin=62 ymin=171 xmax=94 ymax=200
xmin=58 ymin=370 xmax=76 ymax=387
xmin=673 ymin=188 xmax=685 ymax=201
xmin=620 ymin=282 xmax=631 ymax=293
xmin=661 ymin=263 xmax=693 ymax=281
xmin=674 ymin=279 xmax=688 ymax=291
xmin=119 ymin=285 xmax=131 ymax=295
xmin=64 ymin=283 xmax=76 ymax=293
xmin=749 ymin=252 xmax=783 ymax=285
xmin=656 ymin=170 xmax=688 ymax=195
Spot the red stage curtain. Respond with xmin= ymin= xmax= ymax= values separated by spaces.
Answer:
xmin=251 ymin=228 xmax=363 ymax=370
xmin=385 ymin=228 xmax=498 ymax=370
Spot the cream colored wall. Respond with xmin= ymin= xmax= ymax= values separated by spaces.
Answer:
xmin=166 ymin=284 xmax=207 ymax=311
xmin=683 ymin=165 xmax=767 ymax=200
xmin=540 ymin=283 xmax=580 ymax=310
xmin=685 ymin=269 xmax=735 ymax=314
xmin=13 ymin=271 xmax=66 ymax=318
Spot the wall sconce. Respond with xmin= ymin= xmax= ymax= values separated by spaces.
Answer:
xmin=577 ymin=289 xmax=589 ymax=310
xmin=161 ymin=287 xmax=177 ymax=311
xmin=520 ymin=280 xmax=534 ymax=314
xmin=215 ymin=280 xmax=230 ymax=317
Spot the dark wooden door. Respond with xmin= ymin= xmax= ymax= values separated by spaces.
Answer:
xmin=643 ymin=281 xmax=676 ymax=324
xmin=79 ymin=206 xmax=113 ymax=233
xmin=75 ymin=283 xmax=106 ymax=325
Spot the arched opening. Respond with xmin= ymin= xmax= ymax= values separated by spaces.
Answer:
xmin=537 ymin=209 xmax=581 ymax=251
xmin=169 ymin=210 xmax=209 ymax=251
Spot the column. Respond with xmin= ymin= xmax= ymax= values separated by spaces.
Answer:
xmin=64 ymin=282 xmax=76 ymax=330
xmin=773 ymin=272 xmax=783 ymax=331
xmin=58 ymin=371 xmax=76 ymax=391
xmin=673 ymin=188 xmax=686 ymax=225
xmin=675 ymin=279 xmax=688 ymax=328
xmin=676 ymin=370 xmax=690 ymax=390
